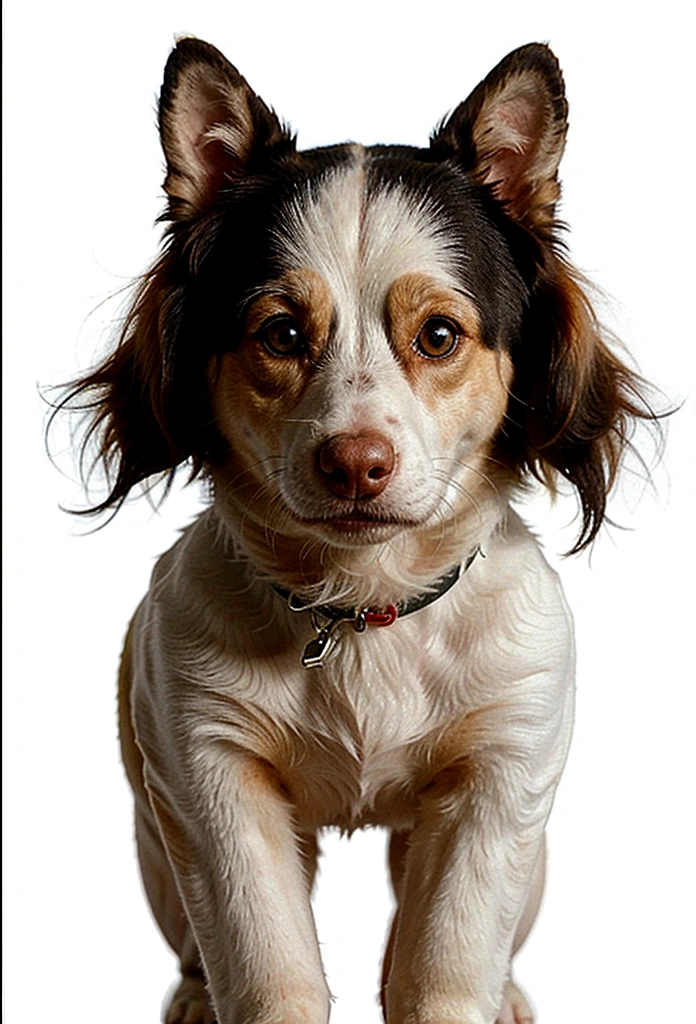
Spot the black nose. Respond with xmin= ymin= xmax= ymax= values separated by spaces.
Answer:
xmin=317 ymin=432 xmax=395 ymax=500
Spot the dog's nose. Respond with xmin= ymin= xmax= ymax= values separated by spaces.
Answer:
xmin=317 ymin=432 xmax=395 ymax=500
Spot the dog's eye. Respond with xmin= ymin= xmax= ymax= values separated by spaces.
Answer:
xmin=260 ymin=316 xmax=306 ymax=357
xmin=414 ymin=318 xmax=460 ymax=359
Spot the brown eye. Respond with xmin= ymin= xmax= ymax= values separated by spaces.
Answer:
xmin=414 ymin=317 xmax=460 ymax=359
xmin=260 ymin=316 xmax=306 ymax=357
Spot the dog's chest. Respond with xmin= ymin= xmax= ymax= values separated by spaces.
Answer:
xmin=267 ymin=619 xmax=465 ymax=831
xmin=153 ymin=514 xmax=572 ymax=833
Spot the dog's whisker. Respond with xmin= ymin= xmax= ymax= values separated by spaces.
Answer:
xmin=212 ymin=457 xmax=285 ymax=506
xmin=431 ymin=458 xmax=501 ymax=501
xmin=281 ymin=417 xmax=321 ymax=428
xmin=430 ymin=469 xmax=486 ymax=528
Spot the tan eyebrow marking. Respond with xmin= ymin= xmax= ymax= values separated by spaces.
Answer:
xmin=386 ymin=272 xmax=482 ymax=382
xmin=385 ymin=272 xmax=512 ymax=441
xmin=245 ymin=268 xmax=335 ymax=361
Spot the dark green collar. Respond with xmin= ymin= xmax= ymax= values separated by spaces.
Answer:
xmin=273 ymin=548 xmax=480 ymax=668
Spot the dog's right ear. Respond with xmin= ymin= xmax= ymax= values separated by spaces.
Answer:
xmin=159 ymin=37 xmax=293 ymax=219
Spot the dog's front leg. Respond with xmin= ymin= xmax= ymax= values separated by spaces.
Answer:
xmin=144 ymin=746 xmax=329 ymax=1024
xmin=383 ymin=730 xmax=567 ymax=1024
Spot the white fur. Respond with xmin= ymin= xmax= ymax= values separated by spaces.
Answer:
xmin=122 ymin=161 xmax=577 ymax=1024
xmin=125 ymin=515 xmax=575 ymax=1024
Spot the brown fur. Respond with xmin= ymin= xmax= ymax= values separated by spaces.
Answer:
xmin=497 ymin=261 xmax=654 ymax=552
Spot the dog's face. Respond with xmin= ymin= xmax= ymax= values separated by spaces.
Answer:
xmin=159 ymin=42 xmax=552 ymax=588
xmin=210 ymin=154 xmax=519 ymax=553
xmin=69 ymin=40 xmax=650 ymax=580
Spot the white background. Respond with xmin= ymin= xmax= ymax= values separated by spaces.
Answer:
xmin=3 ymin=2 xmax=695 ymax=1022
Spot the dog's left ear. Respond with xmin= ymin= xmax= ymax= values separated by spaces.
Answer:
xmin=431 ymin=43 xmax=567 ymax=225
xmin=159 ymin=37 xmax=294 ymax=219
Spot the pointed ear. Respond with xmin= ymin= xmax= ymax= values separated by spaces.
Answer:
xmin=431 ymin=44 xmax=568 ymax=225
xmin=158 ymin=37 xmax=293 ymax=219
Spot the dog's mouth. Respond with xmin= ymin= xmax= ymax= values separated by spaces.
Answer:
xmin=296 ymin=509 xmax=419 ymax=541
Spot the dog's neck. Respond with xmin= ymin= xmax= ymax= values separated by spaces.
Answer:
xmin=210 ymin=486 xmax=509 ymax=609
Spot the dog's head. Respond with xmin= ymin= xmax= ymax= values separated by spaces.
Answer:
xmin=66 ymin=39 xmax=652 ymax=597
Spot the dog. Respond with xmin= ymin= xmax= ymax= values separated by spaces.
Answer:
xmin=65 ymin=37 xmax=654 ymax=1024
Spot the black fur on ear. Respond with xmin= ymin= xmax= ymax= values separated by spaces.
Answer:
xmin=159 ymin=37 xmax=295 ymax=219
xmin=431 ymin=43 xmax=568 ymax=230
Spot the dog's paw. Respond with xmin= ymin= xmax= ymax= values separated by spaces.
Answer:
xmin=164 ymin=974 xmax=216 ymax=1024
xmin=496 ymin=980 xmax=534 ymax=1024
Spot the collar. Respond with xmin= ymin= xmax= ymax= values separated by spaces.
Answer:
xmin=273 ymin=547 xmax=480 ymax=669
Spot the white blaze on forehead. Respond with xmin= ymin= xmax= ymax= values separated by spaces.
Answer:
xmin=274 ymin=159 xmax=363 ymax=308
xmin=274 ymin=159 xmax=462 ymax=350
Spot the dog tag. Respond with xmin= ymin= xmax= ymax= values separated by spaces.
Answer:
xmin=302 ymin=626 xmax=340 ymax=668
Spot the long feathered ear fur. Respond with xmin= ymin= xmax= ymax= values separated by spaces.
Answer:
xmin=432 ymin=43 xmax=657 ymax=552
xmin=56 ymin=38 xmax=295 ymax=514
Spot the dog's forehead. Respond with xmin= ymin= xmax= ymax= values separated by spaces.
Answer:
xmin=273 ymin=155 xmax=462 ymax=315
